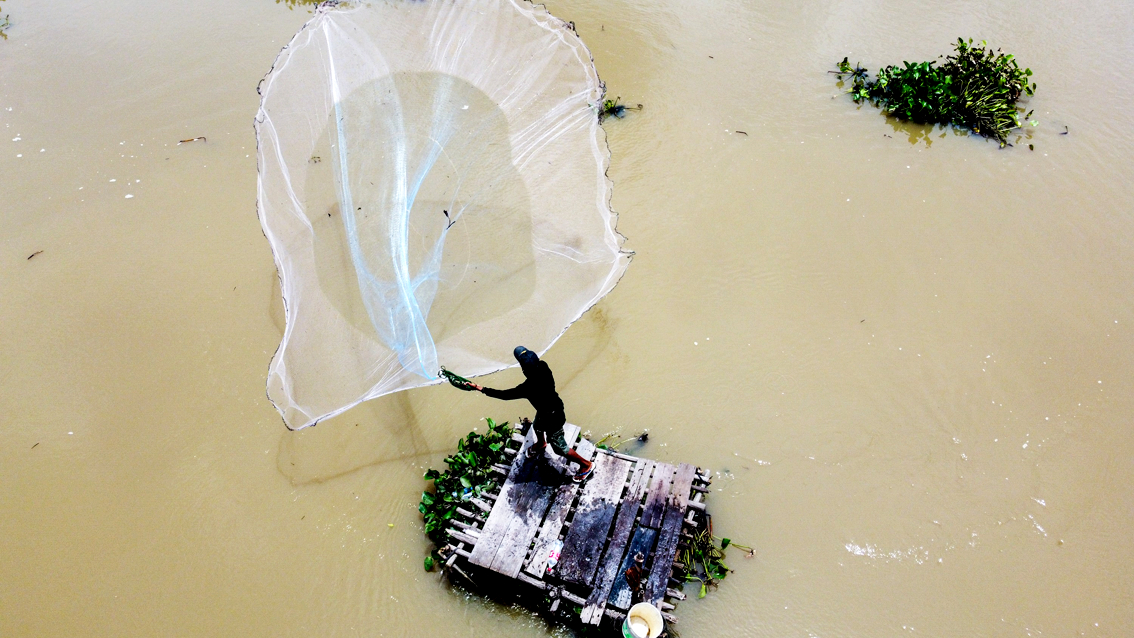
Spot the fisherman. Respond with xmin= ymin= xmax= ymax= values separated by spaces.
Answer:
xmin=470 ymin=346 xmax=594 ymax=483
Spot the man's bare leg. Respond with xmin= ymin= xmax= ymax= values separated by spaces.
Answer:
xmin=565 ymin=448 xmax=592 ymax=475
xmin=564 ymin=446 xmax=594 ymax=482
xmin=527 ymin=429 xmax=548 ymax=458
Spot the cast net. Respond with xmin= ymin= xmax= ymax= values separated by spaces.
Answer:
xmin=255 ymin=0 xmax=630 ymax=429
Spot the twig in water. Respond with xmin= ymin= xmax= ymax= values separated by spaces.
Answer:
xmin=178 ymin=137 xmax=206 ymax=144
xmin=27 ymin=250 xmax=42 ymax=260
xmin=447 ymin=562 xmax=479 ymax=588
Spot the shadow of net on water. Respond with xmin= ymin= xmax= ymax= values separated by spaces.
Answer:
xmin=276 ymin=389 xmax=433 ymax=485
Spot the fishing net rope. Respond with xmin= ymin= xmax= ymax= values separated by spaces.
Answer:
xmin=255 ymin=0 xmax=630 ymax=429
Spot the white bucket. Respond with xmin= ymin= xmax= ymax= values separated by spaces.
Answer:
xmin=622 ymin=602 xmax=664 ymax=638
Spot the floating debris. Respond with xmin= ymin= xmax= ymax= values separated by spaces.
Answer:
xmin=599 ymin=96 xmax=643 ymax=122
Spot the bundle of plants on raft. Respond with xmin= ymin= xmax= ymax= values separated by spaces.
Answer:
xmin=679 ymin=514 xmax=753 ymax=599
xmin=439 ymin=366 xmax=477 ymax=392
xmin=833 ymin=38 xmax=1036 ymax=145
xmin=419 ymin=417 xmax=512 ymax=571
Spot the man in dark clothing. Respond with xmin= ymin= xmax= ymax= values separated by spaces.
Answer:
xmin=471 ymin=346 xmax=594 ymax=482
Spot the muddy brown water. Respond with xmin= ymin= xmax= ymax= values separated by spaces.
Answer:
xmin=2 ymin=0 xmax=1132 ymax=635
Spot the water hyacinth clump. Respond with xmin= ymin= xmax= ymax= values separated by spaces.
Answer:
xmin=835 ymin=38 xmax=1037 ymax=145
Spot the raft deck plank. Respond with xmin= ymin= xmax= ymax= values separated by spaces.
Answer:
xmin=485 ymin=424 xmax=585 ymax=577
xmin=607 ymin=526 xmax=658 ymax=611
xmin=556 ymin=452 xmax=633 ymax=585
xmin=490 ymin=462 xmax=559 ymax=576
xmin=639 ymin=462 xmax=675 ymax=530
xmin=524 ymin=437 xmax=595 ymax=578
xmin=580 ymin=459 xmax=654 ymax=624
xmin=469 ymin=429 xmax=539 ymax=569
xmin=644 ymin=463 xmax=698 ymax=604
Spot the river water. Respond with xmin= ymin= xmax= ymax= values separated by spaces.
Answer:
xmin=3 ymin=0 xmax=1132 ymax=636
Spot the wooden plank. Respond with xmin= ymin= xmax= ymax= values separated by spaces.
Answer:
xmin=485 ymin=425 xmax=585 ymax=576
xmin=488 ymin=458 xmax=561 ymax=577
xmin=516 ymin=571 xmax=547 ymax=590
xmin=455 ymin=507 xmax=482 ymax=520
xmin=556 ymin=453 xmax=634 ymax=585
xmin=610 ymin=608 xmax=677 ymax=625
xmin=448 ymin=529 xmax=479 ymax=546
xmin=524 ymin=438 xmax=596 ymax=578
xmin=560 ymin=589 xmax=586 ymax=605
xmin=468 ymin=429 xmax=537 ymax=568
xmin=451 ymin=519 xmax=478 ymax=531
xmin=639 ymin=463 xmax=675 ymax=529
xmin=581 ymin=459 xmax=654 ymax=624
xmin=645 ymin=463 xmax=697 ymax=604
xmin=606 ymin=526 xmax=657 ymax=610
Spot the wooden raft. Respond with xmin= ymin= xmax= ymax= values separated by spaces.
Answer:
xmin=441 ymin=421 xmax=712 ymax=631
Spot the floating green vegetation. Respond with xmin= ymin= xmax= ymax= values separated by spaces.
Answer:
xmin=275 ymin=0 xmax=320 ymax=9
xmin=593 ymin=429 xmax=648 ymax=451
xmin=679 ymin=516 xmax=753 ymax=598
xmin=0 ymin=14 xmax=11 ymax=40
xmin=419 ymin=417 xmax=513 ymax=571
xmin=599 ymin=96 xmax=642 ymax=122
xmin=834 ymin=39 xmax=1036 ymax=146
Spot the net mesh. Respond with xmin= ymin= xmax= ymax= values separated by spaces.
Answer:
xmin=255 ymin=0 xmax=630 ymax=429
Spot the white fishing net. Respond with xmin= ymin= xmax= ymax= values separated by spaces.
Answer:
xmin=255 ymin=0 xmax=630 ymax=429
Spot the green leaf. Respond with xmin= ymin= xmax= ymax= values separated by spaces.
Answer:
xmin=460 ymin=476 xmax=473 ymax=488
xmin=424 ymin=555 xmax=435 ymax=571
xmin=720 ymin=538 xmax=731 ymax=549
xmin=421 ymin=491 xmax=435 ymax=506
xmin=699 ymin=583 xmax=707 ymax=598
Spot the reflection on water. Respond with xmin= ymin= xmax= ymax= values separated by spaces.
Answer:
xmin=2 ymin=0 xmax=1133 ymax=636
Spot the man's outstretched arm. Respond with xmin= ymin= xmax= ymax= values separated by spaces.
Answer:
xmin=475 ymin=382 xmax=527 ymax=401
